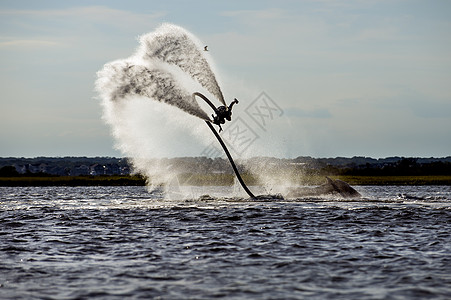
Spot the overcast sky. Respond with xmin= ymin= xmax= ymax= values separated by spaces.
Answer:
xmin=1 ymin=0 xmax=450 ymax=158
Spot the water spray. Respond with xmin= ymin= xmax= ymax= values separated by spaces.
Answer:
xmin=96 ymin=23 xmax=257 ymax=199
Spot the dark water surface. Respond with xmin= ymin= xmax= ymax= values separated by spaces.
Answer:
xmin=1 ymin=186 xmax=450 ymax=299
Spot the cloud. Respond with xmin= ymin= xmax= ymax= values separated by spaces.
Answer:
xmin=0 ymin=6 xmax=165 ymax=42
xmin=1 ymin=1 xmax=450 ymax=157
xmin=284 ymin=107 xmax=332 ymax=119
xmin=221 ymin=8 xmax=288 ymax=21
xmin=0 ymin=6 xmax=165 ymax=25
xmin=0 ymin=5 xmax=166 ymax=60
xmin=0 ymin=39 xmax=62 ymax=48
xmin=410 ymin=99 xmax=451 ymax=119
xmin=363 ymin=89 xmax=451 ymax=119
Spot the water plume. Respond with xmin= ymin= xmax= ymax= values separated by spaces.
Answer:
xmin=96 ymin=59 xmax=210 ymax=120
xmin=138 ymin=23 xmax=225 ymax=106
xmin=96 ymin=23 xmax=225 ymax=191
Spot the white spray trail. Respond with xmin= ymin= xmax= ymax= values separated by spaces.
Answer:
xmin=96 ymin=59 xmax=210 ymax=121
xmin=138 ymin=23 xmax=226 ymax=106
xmin=95 ymin=23 xmax=226 ymax=190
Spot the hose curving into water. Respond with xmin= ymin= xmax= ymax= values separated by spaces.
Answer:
xmin=192 ymin=92 xmax=256 ymax=199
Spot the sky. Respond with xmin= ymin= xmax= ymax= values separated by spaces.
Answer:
xmin=1 ymin=0 xmax=450 ymax=158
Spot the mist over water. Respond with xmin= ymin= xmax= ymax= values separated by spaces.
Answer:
xmin=96 ymin=23 xmax=227 ymax=190
xmin=96 ymin=23 xmax=307 ymax=197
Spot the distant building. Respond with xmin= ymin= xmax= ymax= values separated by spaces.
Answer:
xmin=71 ymin=165 xmax=90 ymax=176
xmin=90 ymin=164 xmax=105 ymax=176
xmin=104 ymin=164 xmax=120 ymax=175
xmin=120 ymin=166 xmax=131 ymax=175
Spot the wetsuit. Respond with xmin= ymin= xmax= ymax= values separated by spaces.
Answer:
xmin=212 ymin=99 xmax=239 ymax=132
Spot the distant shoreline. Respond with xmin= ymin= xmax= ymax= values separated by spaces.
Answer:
xmin=1 ymin=175 xmax=450 ymax=187
xmin=0 ymin=175 xmax=146 ymax=187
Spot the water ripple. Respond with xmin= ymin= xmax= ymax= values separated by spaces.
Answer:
xmin=1 ymin=186 xmax=451 ymax=299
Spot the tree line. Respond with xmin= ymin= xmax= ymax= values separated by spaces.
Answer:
xmin=0 ymin=156 xmax=450 ymax=177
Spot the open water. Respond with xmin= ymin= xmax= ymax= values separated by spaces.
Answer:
xmin=1 ymin=186 xmax=450 ymax=299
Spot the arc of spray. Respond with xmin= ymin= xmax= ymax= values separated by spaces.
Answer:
xmin=192 ymin=92 xmax=256 ymax=199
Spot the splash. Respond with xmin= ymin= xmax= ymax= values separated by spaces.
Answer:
xmin=95 ymin=23 xmax=226 ymax=191
xmin=96 ymin=60 xmax=210 ymax=120
xmin=138 ymin=23 xmax=225 ymax=106
xmin=96 ymin=23 xmax=226 ymax=121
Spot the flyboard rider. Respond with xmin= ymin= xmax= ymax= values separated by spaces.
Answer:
xmin=212 ymin=98 xmax=239 ymax=132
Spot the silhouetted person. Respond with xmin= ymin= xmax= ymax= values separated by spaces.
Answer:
xmin=212 ymin=98 xmax=239 ymax=132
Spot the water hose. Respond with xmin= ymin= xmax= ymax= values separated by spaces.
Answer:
xmin=192 ymin=92 xmax=256 ymax=199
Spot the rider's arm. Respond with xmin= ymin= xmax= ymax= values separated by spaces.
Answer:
xmin=228 ymin=98 xmax=239 ymax=110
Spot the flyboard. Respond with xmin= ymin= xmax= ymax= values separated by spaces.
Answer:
xmin=192 ymin=92 xmax=256 ymax=199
